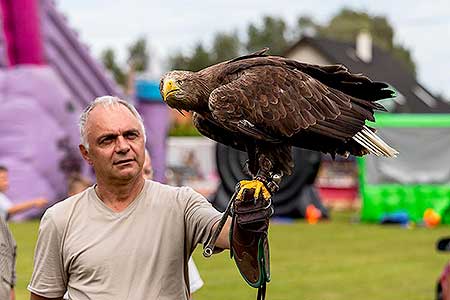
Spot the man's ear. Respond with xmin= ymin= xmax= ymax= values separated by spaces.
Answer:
xmin=79 ymin=144 xmax=93 ymax=165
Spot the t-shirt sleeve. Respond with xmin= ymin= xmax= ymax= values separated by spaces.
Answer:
xmin=182 ymin=187 xmax=222 ymax=250
xmin=28 ymin=208 xmax=67 ymax=298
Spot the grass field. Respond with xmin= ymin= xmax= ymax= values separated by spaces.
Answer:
xmin=9 ymin=211 xmax=450 ymax=300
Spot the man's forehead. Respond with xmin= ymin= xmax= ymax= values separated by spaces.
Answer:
xmin=86 ymin=104 xmax=141 ymax=135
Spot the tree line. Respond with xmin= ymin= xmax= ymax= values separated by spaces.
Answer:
xmin=102 ymin=8 xmax=416 ymax=89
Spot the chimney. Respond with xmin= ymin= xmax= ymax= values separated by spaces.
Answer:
xmin=356 ymin=31 xmax=372 ymax=63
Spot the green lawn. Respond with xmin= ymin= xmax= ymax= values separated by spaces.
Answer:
xmin=10 ymin=211 xmax=450 ymax=300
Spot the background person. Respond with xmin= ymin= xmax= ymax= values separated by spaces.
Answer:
xmin=0 ymin=165 xmax=48 ymax=300
xmin=0 ymin=166 xmax=48 ymax=220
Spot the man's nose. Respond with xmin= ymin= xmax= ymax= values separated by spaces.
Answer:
xmin=115 ymin=136 xmax=130 ymax=153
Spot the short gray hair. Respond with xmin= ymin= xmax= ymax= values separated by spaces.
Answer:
xmin=79 ymin=96 xmax=146 ymax=150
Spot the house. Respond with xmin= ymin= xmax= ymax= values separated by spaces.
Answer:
xmin=284 ymin=32 xmax=450 ymax=114
xmin=284 ymin=33 xmax=450 ymax=209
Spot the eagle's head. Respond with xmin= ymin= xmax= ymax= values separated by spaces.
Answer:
xmin=160 ymin=70 xmax=209 ymax=112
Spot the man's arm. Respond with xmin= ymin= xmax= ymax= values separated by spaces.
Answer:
xmin=212 ymin=216 xmax=232 ymax=250
xmin=30 ymin=293 xmax=62 ymax=300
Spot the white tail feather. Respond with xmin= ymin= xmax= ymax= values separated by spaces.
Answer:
xmin=352 ymin=126 xmax=399 ymax=157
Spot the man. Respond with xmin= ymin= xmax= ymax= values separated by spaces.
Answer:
xmin=0 ymin=165 xmax=48 ymax=300
xmin=28 ymin=96 xmax=231 ymax=300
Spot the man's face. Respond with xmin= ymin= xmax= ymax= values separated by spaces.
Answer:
xmin=79 ymin=104 xmax=146 ymax=184
xmin=0 ymin=171 xmax=9 ymax=192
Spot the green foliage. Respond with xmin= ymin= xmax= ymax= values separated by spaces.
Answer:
xmin=168 ymin=51 xmax=190 ymax=70
xmin=295 ymin=15 xmax=318 ymax=38
xmin=392 ymin=44 xmax=417 ymax=75
xmin=212 ymin=32 xmax=241 ymax=63
xmin=188 ymin=44 xmax=213 ymax=72
xmin=314 ymin=8 xmax=415 ymax=75
xmin=127 ymin=37 xmax=149 ymax=72
xmin=318 ymin=9 xmax=394 ymax=49
xmin=101 ymin=48 xmax=126 ymax=87
xmin=167 ymin=9 xmax=416 ymax=77
xmin=168 ymin=121 xmax=202 ymax=136
xmin=168 ymin=32 xmax=240 ymax=72
xmin=101 ymin=37 xmax=150 ymax=88
xmin=246 ymin=16 xmax=288 ymax=55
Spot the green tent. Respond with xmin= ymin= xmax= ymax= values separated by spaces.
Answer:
xmin=358 ymin=113 xmax=450 ymax=224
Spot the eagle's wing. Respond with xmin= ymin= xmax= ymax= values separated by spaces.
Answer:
xmin=208 ymin=64 xmax=381 ymax=143
xmin=192 ymin=113 xmax=246 ymax=152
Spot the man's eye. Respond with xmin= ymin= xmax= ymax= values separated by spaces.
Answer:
xmin=126 ymin=133 xmax=138 ymax=139
xmin=100 ymin=138 xmax=113 ymax=145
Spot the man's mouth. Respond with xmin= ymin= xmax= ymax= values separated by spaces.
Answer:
xmin=114 ymin=159 xmax=135 ymax=165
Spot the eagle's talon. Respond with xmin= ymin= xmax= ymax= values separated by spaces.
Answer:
xmin=236 ymin=179 xmax=272 ymax=202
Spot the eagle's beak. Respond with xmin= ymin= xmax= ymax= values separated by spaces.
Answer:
xmin=162 ymin=79 xmax=179 ymax=101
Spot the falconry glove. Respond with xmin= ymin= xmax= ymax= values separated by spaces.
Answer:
xmin=230 ymin=182 xmax=274 ymax=300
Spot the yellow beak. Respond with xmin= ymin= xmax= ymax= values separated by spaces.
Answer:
xmin=162 ymin=79 xmax=179 ymax=101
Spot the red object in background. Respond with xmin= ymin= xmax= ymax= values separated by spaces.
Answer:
xmin=0 ymin=0 xmax=45 ymax=65
xmin=424 ymin=208 xmax=441 ymax=228
xmin=317 ymin=186 xmax=358 ymax=204
xmin=306 ymin=204 xmax=322 ymax=224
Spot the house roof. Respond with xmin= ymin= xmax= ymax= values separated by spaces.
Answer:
xmin=284 ymin=36 xmax=450 ymax=114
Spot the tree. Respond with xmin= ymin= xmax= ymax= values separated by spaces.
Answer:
xmin=101 ymin=48 xmax=126 ymax=87
xmin=188 ymin=43 xmax=212 ymax=71
xmin=168 ymin=51 xmax=190 ymax=70
xmin=246 ymin=16 xmax=289 ymax=55
xmin=301 ymin=9 xmax=416 ymax=75
xmin=295 ymin=15 xmax=318 ymax=38
xmin=211 ymin=31 xmax=241 ymax=63
xmin=166 ymin=9 xmax=416 ymax=76
xmin=101 ymin=37 xmax=150 ymax=90
xmin=127 ymin=37 xmax=149 ymax=73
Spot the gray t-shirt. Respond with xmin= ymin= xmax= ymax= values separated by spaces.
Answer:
xmin=28 ymin=180 xmax=221 ymax=300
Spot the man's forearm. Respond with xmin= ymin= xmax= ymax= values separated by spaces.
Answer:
xmin=213 ymin=216 xmax=232 ymax=250
xmin=30 ymin=292 xmax=62 ymax=300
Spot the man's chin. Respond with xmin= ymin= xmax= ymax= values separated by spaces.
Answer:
xmin=113 ymin=167 xmax=140 ymax=181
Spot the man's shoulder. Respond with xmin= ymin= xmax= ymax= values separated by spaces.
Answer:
xmin=44 ymin=188 xmax=92 ymax=225
xmin=146 ymin=180 xmax=200 ymax=199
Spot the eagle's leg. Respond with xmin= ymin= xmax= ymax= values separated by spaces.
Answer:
xmin=236 ymin=154 xmax=279 ymax=202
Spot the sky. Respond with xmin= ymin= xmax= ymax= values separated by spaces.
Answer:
xmin=57 ymin=0 xmax=450 ymax=99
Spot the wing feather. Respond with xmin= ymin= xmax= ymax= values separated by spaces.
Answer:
xmin=209 ymin=65 xmax=355 ymax=140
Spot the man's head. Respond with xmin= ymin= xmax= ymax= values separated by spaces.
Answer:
xmin=0 ymin=165 xmax=9 ymax=192
xmin=78 ymin=96 xmax=147 ymax=184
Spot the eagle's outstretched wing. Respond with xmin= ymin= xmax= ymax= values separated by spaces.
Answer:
xmin=208 ymin=61 xmax=392 ymax=156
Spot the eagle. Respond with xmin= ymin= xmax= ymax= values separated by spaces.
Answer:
xmin=160 ymin=48 xmax=398 ymax=201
